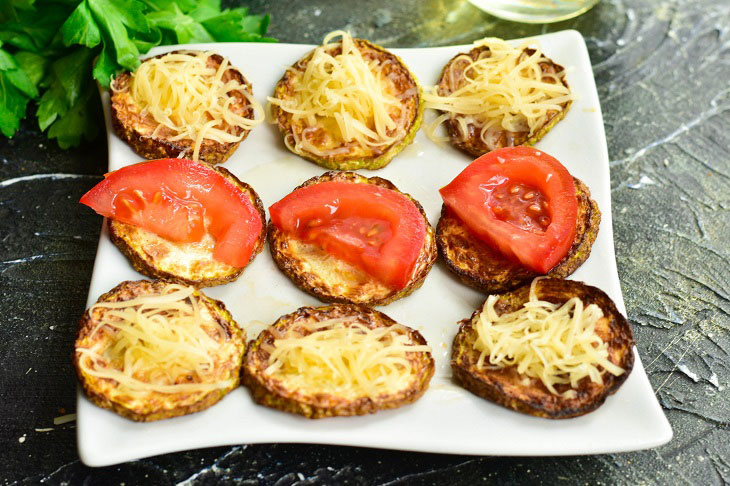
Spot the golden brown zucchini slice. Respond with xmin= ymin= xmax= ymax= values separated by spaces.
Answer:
xmin=109 ymin=165 xmax=266 ymax=288
xmin=437 ymin=177 xmax=600 ymax=294
xmin=452 ymin=278 xmax=634 ymax=419
xmin=74 ymin=280 xmax=245 ymax=421
xmin=425 ymin=39 xmax=572 ymax=157
xmin=269 ymin=31 xmax=423 ymax=170
xmin=111 ymin=50 xmax=261 ymax=164
xmin=268 ymin=171 xmax=437 ymax=305
xmin=242 ymin=304 xmax=434 ymax=418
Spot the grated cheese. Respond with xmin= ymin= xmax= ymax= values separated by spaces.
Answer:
xmin=472 ymin=278 xmax=625 ymax=397
xmin=268 ymin=31 xmax=412 ymax=158
xmin=423 ymin=38 xmax=573 ymax=149
xmin=125 ymin=51 xmax=263 ymax=161
xmin=264 ymin=317 xmax=431 ymax=399
xmin=76 ymin=284 xmax=235 ymax=397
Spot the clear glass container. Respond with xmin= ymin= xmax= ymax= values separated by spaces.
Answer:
xmin=468 ymin=0 xmax=600 ymax=23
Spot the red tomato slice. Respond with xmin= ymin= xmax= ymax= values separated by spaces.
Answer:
xmin=80 ymin=159 xmax=263 ymax=268
xmin=440 ymin=146 xmax=578 ymax=273
xmin=269 ymin=181 xmax=426 ymax=290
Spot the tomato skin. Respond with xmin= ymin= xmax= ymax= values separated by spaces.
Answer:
xmin=269 ymin=181 xmax=426 ymax=290
xmin=80 ymin=159 xmax=263 ymax=268
xmin=440 ymin=147 xmax=578 ymax=273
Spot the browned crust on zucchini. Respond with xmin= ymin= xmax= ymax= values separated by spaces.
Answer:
xmin=436 ymin=46 xmax=571 ymax=157
xmin=271 ymin=38 xmax=423 ymax=170
xmin=74 ymin=280 xmax=246 ymax=421
xmin=110 ymin=51 xmax=255 ymax=165
xmin=268 ymin=171 xmax=437 ymax=305
xmin=242 ymin=304 xmax=435 ymax=418
xmin=451 ymin=278 xmax=634 ymax=419
xmin=436 ymin=176 xmax=600 ymax=294
xmin=109 ymin=165 xmax=266 ymax=288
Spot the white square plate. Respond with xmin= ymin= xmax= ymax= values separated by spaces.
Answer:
xmin=78 ymin=30 xmax=672 ymax=466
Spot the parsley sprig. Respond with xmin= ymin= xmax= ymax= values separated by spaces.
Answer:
xmin=0 ymin=0 xmax=274 ymax=148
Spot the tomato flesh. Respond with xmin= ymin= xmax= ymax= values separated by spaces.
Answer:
xmin=80 ymin=159 xmax=263 ymax=268
xmin=490 ymin=181 xmax=551 ymax=231
xmin=440 ymin=146 xmax=578 ymax=273
xmin=269 ymin=181 xmax=426 ymax=290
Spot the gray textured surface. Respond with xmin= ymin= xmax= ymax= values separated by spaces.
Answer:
xmin=2 ymin=0 xmax=729 ymax=484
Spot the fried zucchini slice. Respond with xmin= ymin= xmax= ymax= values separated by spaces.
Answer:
xmin=74 ymin=280 xmax=245 ymax=421
xmin=111 ymin=50 xmax=260 ymax=164
xmin=437 ymin=177 xmax=600 ymax=294
xmin=242 ymin=304 xmax=434 ymax=418
xmin=452 ymin=278 xmax=634 ymax=419
xmin=426 ymin=40 xmax=571 ymax=157
xmin=109 ymin=166 xmax=266 ymax=287
xmin=268 ymin=171 xmax=437 ymax=305
xmin=269 ymin=31 xmax=423 ymax=170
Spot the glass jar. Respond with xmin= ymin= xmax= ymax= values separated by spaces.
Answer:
xmin=468 ymin=0 xmax=600 ymax=23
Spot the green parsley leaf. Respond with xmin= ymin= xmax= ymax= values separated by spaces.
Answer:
xmin=140 ymin=0 xmax=198 ymax=14
xmin=36 ymin=79 xmax=67 ymax=130
xmin=201 ymin=9 xmax=273 ymax=42
xmin=92 ymin=36 xmax=118 ymax=86
xmin=47 ymin=88 xmax=99 ymax=148
xmin=0 ymin=71 xmax=30 ymax=136
xmin=36 ymin=47 xmax=92 ymax=131
xmin=51 ymin=47 xmax=93 ymax=108
xmin=87 ymin=0 xmax=140 ymax=70
xmin=92 ymin=0 xmax=149 ymax=34
xmin=0 ymin=48 xmax=38 ymax=97
xmin=240 ymin=13 xmax=270 ymax=37
xmin=130 ymin=23 xmax=162 ymax=54
xmin=188 ymin=0 xmax=223 ymax=22
xmin=0 ymin=28 xmax=36 ymax=53
xmin=5 ymin=63 xmax=38 ymax=97
xmin=1 ymin=5 xmax=70 ymax=52
xmin=61 ymin=0 xmax=101 ymax=48
xmin=0 ymin=0 xmax=35 ymax=24
xmin=147 ymin=4 xmax=215 ymax=45
xmin=0 ymin=49 xmax=15 ymax=70
xmin=13 ymin=51 xmax=48 ymax=87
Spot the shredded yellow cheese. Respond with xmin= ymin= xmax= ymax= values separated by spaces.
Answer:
xmin=126 ymin=51 xmax=263 ymax=161
xmin=268 ymin=31 xmax=412 ymax=158
xmin=423 ymin=38 xmax=573 ymax=149
xmin=264 ymin=317 xmax=431 ymax=399
xmin=76 ymin=284 xmax=235 ymax=397
xmin=473 ymin=279 xmax=624 ymax=397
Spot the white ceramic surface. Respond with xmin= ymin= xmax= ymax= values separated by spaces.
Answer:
xmin=78 ymin=30 xmax=672 ymax=467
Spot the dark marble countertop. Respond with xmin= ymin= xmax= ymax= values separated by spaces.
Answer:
xmin=2 ymin=0 xmax=729 ymax=484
